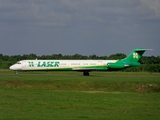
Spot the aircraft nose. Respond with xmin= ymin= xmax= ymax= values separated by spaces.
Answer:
xmin=10 ymin=65 xmax=16 ymax=70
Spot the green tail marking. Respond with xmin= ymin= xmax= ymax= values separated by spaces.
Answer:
xmin=107 ymin=48 xmax=152 ymax=69
xmin=120 ymin=48 xmax=151 ymax=66
xmin=122 ymin=48 xmax=147 ymax=62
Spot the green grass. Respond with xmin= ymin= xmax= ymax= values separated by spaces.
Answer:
xmin=1 ymin=90 xmax=160 ymax=120
xmin=0 ymin=71 xmax=160 ymax=119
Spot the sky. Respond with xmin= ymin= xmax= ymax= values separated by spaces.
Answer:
xmin=0 ymin=0 xmax=160 ymax=56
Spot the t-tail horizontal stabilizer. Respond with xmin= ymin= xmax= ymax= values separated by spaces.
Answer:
xmin=107 ymin=48 xmax=153 ymax=69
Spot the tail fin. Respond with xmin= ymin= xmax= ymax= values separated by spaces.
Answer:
xmin=120 ymin=48 xmax=153 ymax=66
xmin=107 ymin=48 xmax=152 ymax=69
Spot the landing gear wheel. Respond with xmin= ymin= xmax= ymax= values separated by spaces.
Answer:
xmin=83 ymin=71 xmax=89 ymax=76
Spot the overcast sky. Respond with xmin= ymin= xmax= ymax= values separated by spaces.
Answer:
xmin=0 ymin=0 xmax=160 ymax=56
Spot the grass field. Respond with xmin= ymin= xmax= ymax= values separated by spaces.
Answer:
xmin=0 ymin=70 xmax=160 ymax=119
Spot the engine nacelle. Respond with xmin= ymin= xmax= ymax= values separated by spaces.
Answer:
xmin=107 ymin=62 xmax=125 ymax=69
xmin=130 ymin=62 xmax=140 ymax=67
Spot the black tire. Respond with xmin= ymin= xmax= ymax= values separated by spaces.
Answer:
xmin=83 ymin=71 xmax=89 ymax=76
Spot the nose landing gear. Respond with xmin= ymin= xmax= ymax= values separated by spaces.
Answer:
xmin=15 ymin=70 xmax=18 ymax=74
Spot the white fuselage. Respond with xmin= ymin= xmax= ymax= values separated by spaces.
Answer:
xmin=9 ymin=60 xmax=117 ymax=71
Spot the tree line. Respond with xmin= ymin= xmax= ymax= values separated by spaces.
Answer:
xmin=0 ymin=53 xmax=160 ymax=72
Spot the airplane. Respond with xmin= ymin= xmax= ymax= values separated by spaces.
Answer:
xmin=9 ymin=48 xmax=152 ymax=76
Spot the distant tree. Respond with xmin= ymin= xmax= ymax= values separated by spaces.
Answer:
xmin=28 ymin=54 xmax=37 ymax=59
xmin=0 ymin=52 xmax=160 ymax=72
xmin=108 ymin=53 xmax=126 ymax=60
xmin=73 ymin=54 xmax=83 ymax=59
xmin=98 ymin=56 xmax=108 ymax=60
xmin=2 ymin=55 xmax=9 ymax=61
xmin=89 ymin=54 xmax=98 ymax=59
xmin=0 ymin=54 xmax=3 ymax=59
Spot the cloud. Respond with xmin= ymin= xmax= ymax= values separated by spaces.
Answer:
xmin=1 ymin=0 xmax=159 ymax=27
xmin=140 ymin=0 xmax=160 ymax=19
xmin=0 ymin=0 xmax=159 ymax=56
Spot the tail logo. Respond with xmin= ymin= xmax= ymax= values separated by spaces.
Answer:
xmin=133 ymin=53 xmax=138 ymax=59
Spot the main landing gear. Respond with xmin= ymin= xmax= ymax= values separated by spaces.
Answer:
xmin=83 ymin=71 xmax=89 ymax=76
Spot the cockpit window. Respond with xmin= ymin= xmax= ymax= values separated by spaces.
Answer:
xmin=16 ymin=62 xmax=21 ymax=64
